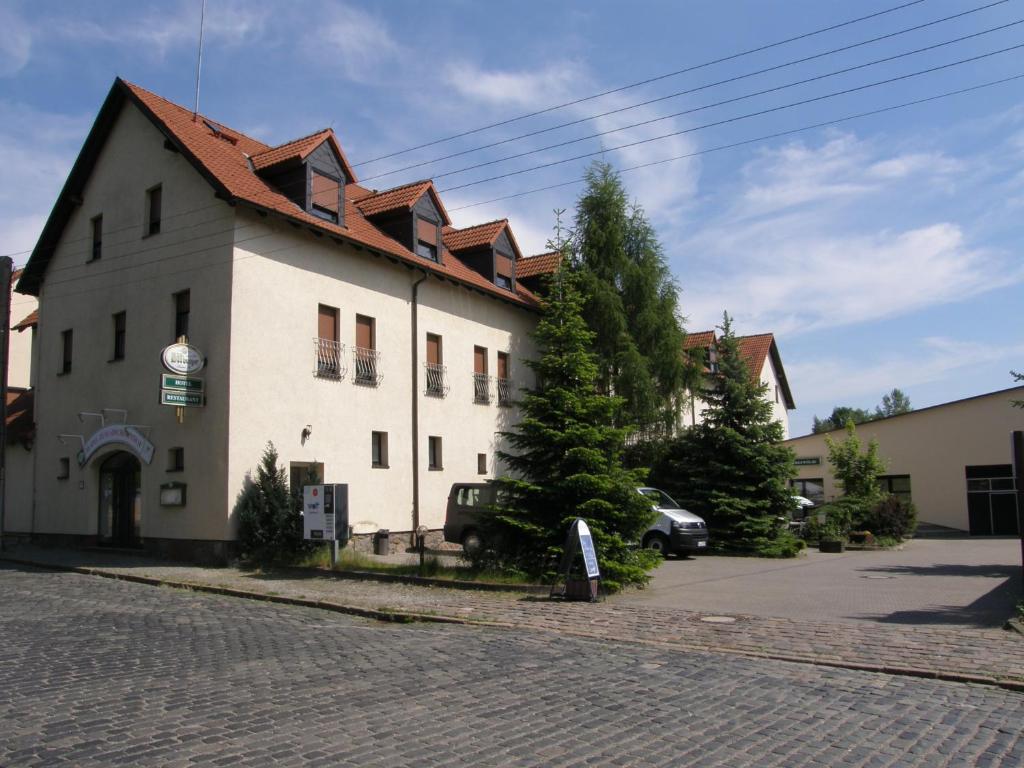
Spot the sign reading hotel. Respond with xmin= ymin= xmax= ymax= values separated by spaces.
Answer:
xmin=160 ymin=344 xmax=206 ymax=408
xmin=79 ymin=425 xmax=155 ymax=467
xmin=794 ymin=457 xmax=821 ymax=466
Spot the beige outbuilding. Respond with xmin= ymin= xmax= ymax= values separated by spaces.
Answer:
xmin=784 ymin=387 xmax=1024 ymax=535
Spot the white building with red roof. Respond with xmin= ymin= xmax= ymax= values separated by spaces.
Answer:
xmin=11 ymin=79 xmax=542 ymax=560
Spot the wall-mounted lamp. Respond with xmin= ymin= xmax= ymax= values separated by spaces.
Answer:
xmin=78 ymin=412 xmax=104 ymax=425
xmin=301 ymin=425 xmax=313 ymax=445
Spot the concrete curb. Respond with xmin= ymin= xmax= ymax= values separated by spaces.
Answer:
xmin=1005 ymin=617 xmax=1024 ymax=636
xmin=4 ymin=554 xmax=1022 ymax=693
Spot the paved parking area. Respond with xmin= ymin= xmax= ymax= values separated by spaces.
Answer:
xmin=622 ymin=538 xmax=1022 ymax=627
xmin=2 ymin=565 xmax=1023 ymax=767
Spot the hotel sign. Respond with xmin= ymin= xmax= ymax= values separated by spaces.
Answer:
xmin=161 ymin=374 xmax=204 ymax=392
xmin=795 ymin=457 xmax=821 ymax=466
xmin=79 ymin=425 xmax=155 ymax=467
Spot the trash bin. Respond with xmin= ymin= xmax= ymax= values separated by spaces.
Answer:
xmin=374 ymin=529 xmax=390 ymax=555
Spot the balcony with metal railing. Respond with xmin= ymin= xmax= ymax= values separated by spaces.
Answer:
xmin=496 ymin=377 xmax=512 ymax=406
xmin=473 ymin=372 xmax=492 ymax=404
xmin=313 ymin=338 xmax=347 ymax=380
xmin=353 ymin=347 xmax=383 ymax=386
xmin=424 ymin=362 xmax=449 ymax=397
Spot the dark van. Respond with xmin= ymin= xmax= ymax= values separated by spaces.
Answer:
xmin=443 ymin=482 xmax=497 ymax=555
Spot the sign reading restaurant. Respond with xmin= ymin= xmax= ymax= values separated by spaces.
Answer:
xmin=78 ymin=425 xmax=155 ymax=467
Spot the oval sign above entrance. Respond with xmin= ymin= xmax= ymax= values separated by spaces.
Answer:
xmin=161 ymin=343 xmax=205 ymax=375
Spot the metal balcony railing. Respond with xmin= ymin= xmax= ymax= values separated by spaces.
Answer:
xmin=424 ymin=362 xmax=449 ymax=397
xmin=353 ymin=347 xmax=382 ymax=386
xmin=496 ymin=377 xmax=512 ymax=406
xmin=473 ymin=372 xmax=492 ymax=404
xmin=314 ymin=338 xmax=346 ymax=380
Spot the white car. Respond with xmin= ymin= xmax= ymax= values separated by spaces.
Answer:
xmin=637 ymin=487 xmax=710 ymax=557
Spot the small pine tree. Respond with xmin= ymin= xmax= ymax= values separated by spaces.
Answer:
xmin=651 ymin=313 xmax=798 ymax=556
xmin=488 ymin=264 xmax=660 ymax=591
xmin=236 ymin=442 xmax=311 ymax=563
xmin=825 ymin=422 xmax=887 ymax=500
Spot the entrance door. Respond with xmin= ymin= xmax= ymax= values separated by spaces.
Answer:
xmin=965 ymin=464 xmax=1019 ymax=536
xmin=99 ymin=451 xmax=142 ymax=546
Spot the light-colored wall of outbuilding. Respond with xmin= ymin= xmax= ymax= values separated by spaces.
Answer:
xmin=783 ymin=387 xmax=1024 ymax=531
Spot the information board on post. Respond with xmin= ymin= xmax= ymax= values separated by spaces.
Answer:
xmin=302 ymin=484 xmax=349 ymax=542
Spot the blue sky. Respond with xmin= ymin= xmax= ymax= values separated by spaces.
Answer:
xmin=1 ymin=0 xmax=1022 ymax=435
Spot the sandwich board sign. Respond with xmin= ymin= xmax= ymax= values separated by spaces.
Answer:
xmin=551 ymin=518 xmax=601 ymax=602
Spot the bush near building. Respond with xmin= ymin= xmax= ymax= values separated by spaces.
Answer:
xmin=236 ymin=442 xmax=313 ymax=564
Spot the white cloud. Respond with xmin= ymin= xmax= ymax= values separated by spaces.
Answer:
xmin=787 ymin=337 xmax=1024 ymax=406
xmin=314 ymin=4 xmax=402 ymax=84
xmin=443 ymin=60 xmax=588 ymax=111
xmin=0 ymin=4 xmax=32 ymax=76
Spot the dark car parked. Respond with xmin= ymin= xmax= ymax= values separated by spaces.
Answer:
xmin=443 ymin=482 xmax=497 ymax=555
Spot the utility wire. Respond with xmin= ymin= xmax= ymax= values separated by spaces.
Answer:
xmin=401 ymin=20 xmax=1024 ymax=186
xmin=351 ymin=0 xmax=931 ymax=167
xmin=446 ymin=73 xmax=1024 ymax=212
xmin=361 ymin=0 xmax=1008 ymax=182
xmin=437 ymin=42 xmax=1024 ymax=194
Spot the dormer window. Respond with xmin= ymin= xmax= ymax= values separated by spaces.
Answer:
xmin=495 ymin=252 xmax=514 ymax=291
xmin=416 ymin=240 xmax=437 ymax=262
xmin=310 ymin=170 xmax=341 ymax=223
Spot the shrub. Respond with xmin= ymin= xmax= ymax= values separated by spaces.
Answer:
xmin=236 ymin=442 xmax=313 ymax=564
xmin=862 ymin=495 xmax=917 ymax=540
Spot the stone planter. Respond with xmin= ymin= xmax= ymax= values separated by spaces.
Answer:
xmin=818 ymin=539 xmax=845 ymax=553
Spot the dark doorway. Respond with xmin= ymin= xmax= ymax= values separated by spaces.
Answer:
xmin=966 ymin=464 xmax=1019 ymax=536
xmin=98 ymin=451 xmax=142 ymax=546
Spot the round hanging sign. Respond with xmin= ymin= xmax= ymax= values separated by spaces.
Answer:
xmin=161 ymin=343 xmax=205 ymax=375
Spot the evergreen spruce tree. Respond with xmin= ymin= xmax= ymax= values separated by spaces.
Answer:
xmin=488 ymin=264 xmax=661 ymax=591
xmin=572 ymin=161 xmax=691 ymax=432
xmin=236 ymin=442 xmax=311 ymax=563
xmin=651 ymin=313 xmax=799 ymax=556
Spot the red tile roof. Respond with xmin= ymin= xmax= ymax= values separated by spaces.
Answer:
xmin=353 ymin=179 xmax=451 ymax=224
xmin=252 ymin=129 xmax=331 ymax=169
xmin=683 ymin=330 xmax=716 ymax=350
xmin=13 ymin=309 xmax=37 ymax=331
xmin=29 ymin=80 xmax=536 ymax=309
xmin=735 ymin=334 xmax=773 ymax=379
xmin=517 ymin=251 xmax=562 ymax=278
xmin=443 ymin=219 xmax=508 ymax=252
xmin=5 ymin=388 xmax=33 ymax=445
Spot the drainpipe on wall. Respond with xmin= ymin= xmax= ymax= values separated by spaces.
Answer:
xmin=410 ymin=272 xmax=428 ymax=542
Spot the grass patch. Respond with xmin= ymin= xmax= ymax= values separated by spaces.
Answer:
xmin=295 ymin=547 xmax=539 ymax=586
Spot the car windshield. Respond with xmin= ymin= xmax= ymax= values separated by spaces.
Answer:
xmin=639 ymin=488 xmax=680 ymax=509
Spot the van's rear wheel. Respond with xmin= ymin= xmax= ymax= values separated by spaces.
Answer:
xmin=642 ymin=532 xmax=671 ymax=557
xmin=462 ymin=530 xmax=483 ymax=556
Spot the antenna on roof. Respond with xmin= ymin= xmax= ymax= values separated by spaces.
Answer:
xmin=192 ymin=0 xmax=207 ymax=122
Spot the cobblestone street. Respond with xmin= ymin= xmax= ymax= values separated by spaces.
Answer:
xmin=2 ymin=563 xmax=1023 ymax=767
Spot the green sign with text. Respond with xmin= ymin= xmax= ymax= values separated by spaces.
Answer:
xmin=794 ymin=457 xmax=821 ymax=466
xmin=160 ymin=390 xmax=205 ymax=407
xmin=161 ymin=374 xmax=204 ymax=392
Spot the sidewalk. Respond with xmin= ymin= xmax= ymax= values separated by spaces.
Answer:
xmin=3 ymin=544 xmax=1022 ymax=691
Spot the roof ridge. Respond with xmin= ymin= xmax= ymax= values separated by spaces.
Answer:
xmin=356 ymin=179 xmax=432 ymax=199
xmin=120 ymin=78 xmax=268 ymax=150
xmin=448 ymin=218 xmax=508 ymax=232
xmin=521 ymin=250 xmax=558 ymax=260
xmin=251 ymin=127 xmax=333 ymax=156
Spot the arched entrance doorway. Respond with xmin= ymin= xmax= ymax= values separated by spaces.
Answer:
xmin=98 ymin=451 xmax=142 ymax=546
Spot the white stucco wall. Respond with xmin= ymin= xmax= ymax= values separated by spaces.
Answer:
xmin=226 ymin=210 xmax=538 ymax=536
xmin=30 ymin=101 xmax=236 ymax=541
xmin=8 ymin=286 xmax=37 ymax=388
xmin=783 ymin=388 xmax=1024 ymax=531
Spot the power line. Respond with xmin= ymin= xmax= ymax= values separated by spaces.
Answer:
xmin=360 ymin=0 xmax=1008 ymax=183
xmin=446 ymin=73 xmax=1024 ymax=212
xmin=415 ymin=20 xmax=1024 ymax=187
xmin=351 ymin=0 xmax=931 ymax=167
xmin=437 ymin=41 xmax=1024 ymax=194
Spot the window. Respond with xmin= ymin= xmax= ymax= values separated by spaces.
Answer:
xmin=60 ymin=329 xmax=73 ymax=374
xmin=354 ymin=314 xmax=379 ymax=385
xmin=495 ymin=274 xmax=511 ymax=290
xmin=477 ymin=453 xmax=487 ymax=475
xmin=789 ymin=478 xmax=825 ymax=507
xmin=174 ymin=290 xmax=190 ymax=340
xmin=316 ymin=304 xmax=342 ymax=378
xmin=495 ymin=253 xmax=513 ymax=291
xmin=878 ymin=475 xmax=912 ymax=504
xmin=371 ymin=432 xmax=389 ymax=468
xmin=289 ymin=462 xmax=324 ymax=494
xmin=112 ymin=311 xmax=126 ymax=361
xmin=425 ymin=333 xmax=445 ymax=396
xmin=167 ymin=447 xmax=184 ymax=472
xmin=90 ymin=215 xmax=102 ymax=261
xmin=146 ymin=185 xmax=162 ymax=236
xmin=966 ymin=465 xmax=1017 ymax=536
xmin=57 ymin=457 xmax=70 ymax=480
xmin=473 ymin=345 xmax=490 ymax=403
xmin=496 ymin=351 xmax=511 ymax=405
xmin=311 ymin=170 xmax=339 ymax=221
xmin=775 ymin=385 xmax=780 ymax=404
xmin=428 ymin=436 xmax=443 ymax=470
xmin=416 ymin=240 xmax=438 ymax=262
